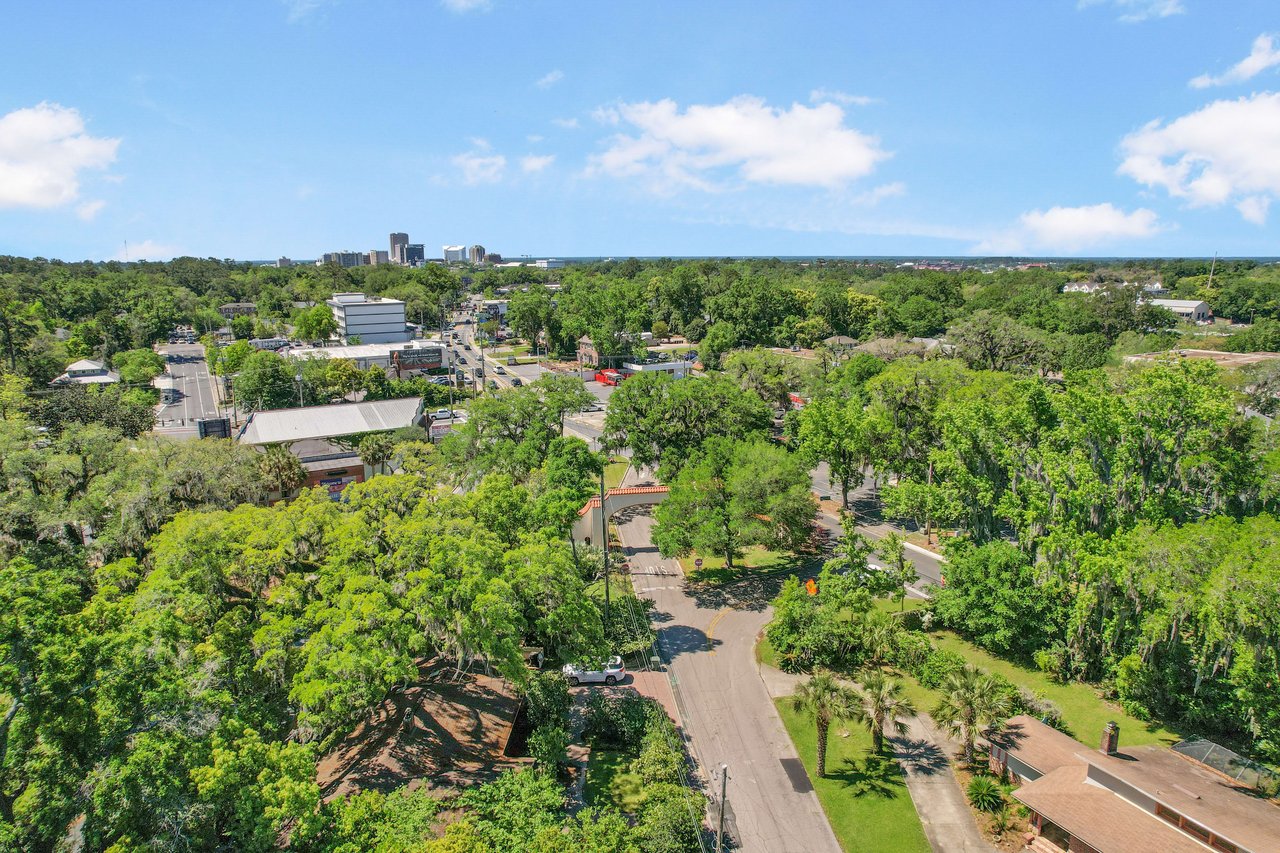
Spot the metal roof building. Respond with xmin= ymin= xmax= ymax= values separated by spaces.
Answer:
xmin=237 ymin=397 xmax=424 ymax=445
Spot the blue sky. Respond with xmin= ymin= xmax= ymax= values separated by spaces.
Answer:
xmin=2 ymin=0 xmax=1279 ymax=260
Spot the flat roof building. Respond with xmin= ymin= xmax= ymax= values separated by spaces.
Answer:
xmin=326 ymin=292 xmax=412 ymax=344
xmin=442 ymin=245 xmax=466 ymax=263
xmin=1150 ymin=298 xmax=1212 ymax=323
xmin=237 ymin=397 xmax=425 ymax=500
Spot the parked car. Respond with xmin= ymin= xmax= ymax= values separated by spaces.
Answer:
xmin=428 ymin=408 xmax=455 ymax=420
xmin=581 ymin=401 xmax=605 ymax=413
xmin=507 ymin=356 xmax=517 ymax=366
xmin=562 ymin=656 xmax=626 ymax=686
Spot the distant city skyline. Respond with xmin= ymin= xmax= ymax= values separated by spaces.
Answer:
xmin=2 ymin=1 xmax=1279 ymax=261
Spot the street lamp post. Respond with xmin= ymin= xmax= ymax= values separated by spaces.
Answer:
xmin=294 ymin=371 xmax=304 ymax=407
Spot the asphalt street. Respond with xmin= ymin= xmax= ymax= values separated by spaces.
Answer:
xmin=154 ymin=343 xmax=222 ymax=434
xmin=616 ymin=469 xmax=842 ymax=853
xmin=809 ymin=461 xmax=946 ymax=590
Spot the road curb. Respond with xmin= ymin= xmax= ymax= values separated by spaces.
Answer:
xmin=904 ymin=540 xmax=947 ymax=563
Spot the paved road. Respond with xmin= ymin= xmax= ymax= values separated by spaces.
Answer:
xmin=809 ymin=461 xmax=945 ymax=590
xmin=615 ymin=470 xmax=841 ymax=853
xmin=155 ymin=343 xmax=222 ymax=430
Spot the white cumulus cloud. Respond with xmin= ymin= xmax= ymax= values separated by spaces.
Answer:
xmin=809 ymin=88 xmax=876 ymax=107
xmin=585 ymin=95 xmax=889 ymax=192
xmin=452 ymin=149 xmax=506 ymax=184
xmin=552 ymin=117 xmax=580 ymax=129
xmin=1118 ymin=92 xmax=1280 ymax=223
xmin=536 ymin=69 xmax=564 ymax=89
xmin=976 ymin=203 xmax=1161 ymax=254
xmin=520 ymin=154 xmax=555 ymax=174
xmin=1190 ymin=34 xmax=1280 ymax=89
xmin=0 ymin=102 xmax=119 ymax=210
xmin=1078 ymin=0 xmax=1184 ymax=23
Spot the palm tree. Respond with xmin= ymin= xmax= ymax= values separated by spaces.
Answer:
xmin=851 ymin=671 xmax=916 ymax=753
xmin=861 ymin=615 xmax=898 ymax=669
xmin=358 ymin=432 xmax=396 ymax=477
xmin=791 ymin=671 xmax=857 ymax=778
xmin=259 ymin=444 xmax=305 ymax=498
xmin=932 ymin=665 xmax=1011 ymax=764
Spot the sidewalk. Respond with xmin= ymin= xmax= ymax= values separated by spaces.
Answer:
xmin=757 ymin=661 xmax=994 ymax=853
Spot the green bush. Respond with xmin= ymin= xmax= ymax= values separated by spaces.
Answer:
xmin=635 ymin=783 xmax=707 ymax=853
xmin=889 ymin=630 xmax=934 ymax=672
xmin=584 ymin=692 xmax=651 ymax=752
xmin=967 ymin=775 xmax=1005 ymax=813
xmin=916 ymin=649 xmax=967 ymax=688
xmin=631 ymin=708 xmax=685 ymax=787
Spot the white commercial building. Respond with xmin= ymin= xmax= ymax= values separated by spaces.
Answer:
xmin=326 ymin=292 xmax=412 ymax=344
xmin=442 ymin=245 xmax=466 ymax=263
xmin=535 ymin=258 xmax=565 ymax=269
xmin=1150 ymin=298 xmax=1212 ymax=323
xmin=285 ymin=340 xmax=452 ymax=374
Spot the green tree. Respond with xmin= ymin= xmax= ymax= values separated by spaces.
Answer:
xmin=602 ymin=372 xmax=770 ymax=475
xmin=234 ymin=350 xmax=296 ymax=412
xmin=653 ymin=438 xmax=815 ymax=569
xmin=790 ymin=671 xmax=857 ymax=778
xmin=850 ymin=671 xmax=916 ymax=753
xmin=698 ymin=321 xmax=738 ymax=369
xmin=294 ymin=305 xmax=338 ymax=342
xmin=111 ymin=347 xmax=165 ymax=384
xmin=932 ymin=540 xmax=1061 ymax=659
xmin=231 ymin=313 xmax=254 ymax=340
xmin=190 ymin=722 xmax=322 ymax=851
xmin=876 ymin=532 xmax=919 ymax=611
xmin=259 ymin=443 xmax=306 ymax=496
xmin=796 ymin=394 xmax=872 ymax=507
xmin=932 ymin=665 xmax=1011 ymax=764
xmin=358 ymin=432 xmax=396 ymax=476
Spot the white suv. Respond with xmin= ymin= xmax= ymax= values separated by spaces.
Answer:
xmin=563 ymin=656 xmax=626 ymax=686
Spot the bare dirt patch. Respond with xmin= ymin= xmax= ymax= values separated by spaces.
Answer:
xmin=317 ymin=658 xmax=527 ymax=800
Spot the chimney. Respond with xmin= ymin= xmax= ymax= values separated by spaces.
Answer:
xmin=1101 ymin=721 xmax=1120 ymax=755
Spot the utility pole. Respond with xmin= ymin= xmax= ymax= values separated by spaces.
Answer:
xmin=600 ymin=471 xmax=610 ymax=631
xmin=716 ymin=764 xmax=729 ymax=853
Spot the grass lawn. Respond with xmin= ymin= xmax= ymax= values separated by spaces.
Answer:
xmin=924 ymin=630 xmax=1180 ymax=747
xmin=774 ymin=699 xmax=931 ymax=853
xmin=873 ymin=597 xmax=928 ymax=617
xmin=584 ymin=748 xmax=646 ymax=813
xmin=603 ymin=457 xmax=629 ymax=491
xmin=756 ymin=633 xmax=782 ymax=670
xmin=678 ymin=546 xmax=822 ymax=584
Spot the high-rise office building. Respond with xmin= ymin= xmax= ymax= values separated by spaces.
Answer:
xmin=368 ymin=250 xmax=390 ymax=265
xmin=442 ymin=245 xmax=466 ymax=263
xmin=321 ymin=251 xmax=367 ymax=268
xmin=390 ymin=232 xmax=408 ymax=265
xmin=469 ymin=244 xmax=486 ymax=264
xmin=403 ymin=244 xmax=425 ymax=266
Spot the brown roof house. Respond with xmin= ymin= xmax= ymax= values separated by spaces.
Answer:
xmin=988 ymin=716 xmax=1280 ymax=853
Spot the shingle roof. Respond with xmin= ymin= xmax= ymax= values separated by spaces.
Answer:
xmin=239 ymin=397 xmax=423 ymax=445
xmin=1014 ymin=765 xmax=1206 ymax=853
xmin=989 ymin=715 xmax=1085 ymax=776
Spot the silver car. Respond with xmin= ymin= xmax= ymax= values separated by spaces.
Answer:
xmin=563 ymin=656 xmax=626 ymax=686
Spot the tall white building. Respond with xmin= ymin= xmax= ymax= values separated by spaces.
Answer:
xmin=326 ymin=292 xmax=412 ymax=344
xmin=442 ymin=245 xmax=466 ymax=263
